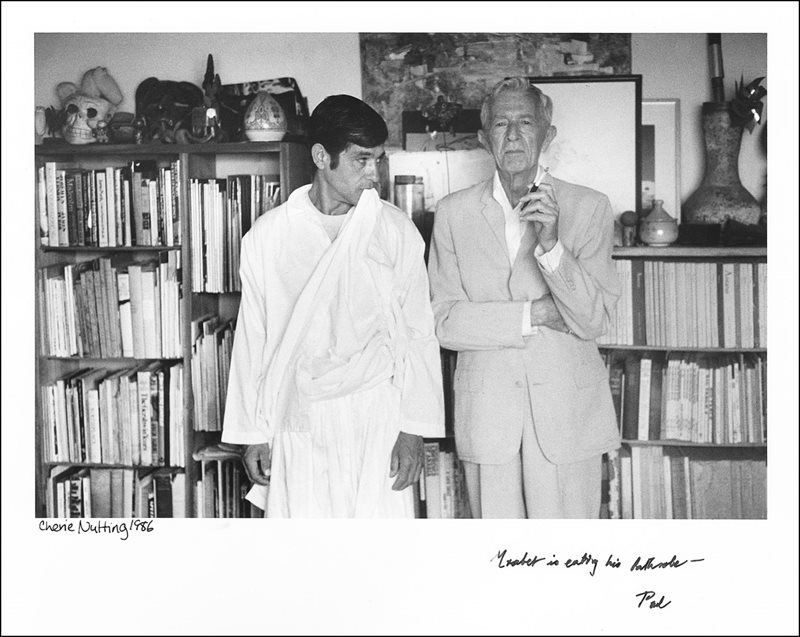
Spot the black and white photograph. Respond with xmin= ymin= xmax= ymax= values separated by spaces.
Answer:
xmin=2 ymin=2 xmax=797 ymax=635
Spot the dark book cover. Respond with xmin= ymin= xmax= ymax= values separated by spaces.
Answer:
xmin=631 ymin=259 xmax=647 ymax=345
xmin=607 ymin=357 xmax=625 ymax=432
xmin=64 ymin=170 xmax=78 ymax=246
xmin=648 ymin=357 xmax=665 ymax=441
xmin=622 ymin=356 xmax=641 ymax=440
xmin=153 ymin=470 xmax=173 ymax=518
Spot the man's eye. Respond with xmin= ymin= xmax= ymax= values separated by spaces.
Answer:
xmin=494 ymin=121 xmax=507 ymax=128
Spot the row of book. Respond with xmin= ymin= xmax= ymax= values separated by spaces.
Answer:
xmin=40 ymin=362 xmax=184 ymax=467
xmin=38 ymin=160 xmax=181 ymax=248
xmin=610 ymin=447 xmax=767 ymax=519
xmin=420 ymin=441 xmax=471 ymax=518
xmin=195 ymin=459 xmax=263 ymax=518
xmin=38 ymin=253 xmax=182 ymax=359
xmin=46 ymin=465 xmax=186 ymax=518
xmin=191 ymin=315 xmax=235 ymax=432
xmin=190 ymin=175 xmax=281 ymax=293
xmin=607 ymin=353 xmax=767 ymax=444
xmin=599 ymin=260 xmax=767 ymax=348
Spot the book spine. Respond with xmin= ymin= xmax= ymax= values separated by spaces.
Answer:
xmin=38 ymin=165 xmax=49 ymax=246
xmin=65 ymin=172 xmax=78 ymax=246
xmin=105 ymin=166 xmax=117 ymax=247
xmin=137 ymin=370 xmax=152 ymax=466
xmin=96 ymin=172 xmax=108 ymax=247
xmin=73 ymin=170 xmax=85 ymax=246
xmin=622 ymin=356 xmax=640 ymax=440
xmin=45 ymin=162 xmax=60 ymax=246
xmin=56 ymin=169 xmax=69 ymax=246
xmin=631 ymin=259 xmax=647 ymax=345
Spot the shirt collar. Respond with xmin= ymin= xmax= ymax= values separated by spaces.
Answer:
xmin=491 ymin=165 xmax=547 ymax=212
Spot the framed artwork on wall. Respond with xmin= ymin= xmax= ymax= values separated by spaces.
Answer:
xmin=360 ymin=33 xmax=633 ymax=148
xmin=525 ymin=75 xmax=642 ymax=218
xmin=641 ymin=98 xmax=681 ymax=221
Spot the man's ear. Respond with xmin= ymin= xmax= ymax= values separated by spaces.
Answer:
xmin=541 ymin=125 xmax=557 ymax=152
xmin=477 ymin=129 xmax=490 ymax=152
xmin=311 ymin=143 xmax=329 ymax=170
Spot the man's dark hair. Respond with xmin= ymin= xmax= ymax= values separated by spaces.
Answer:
xmin=309 ymin=95 xmax=388 ymax=168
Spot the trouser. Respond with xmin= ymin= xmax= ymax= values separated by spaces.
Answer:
xmin=461 ymin=400 xmax=601 ymax=519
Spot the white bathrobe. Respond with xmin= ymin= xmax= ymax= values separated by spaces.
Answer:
xmin=221 ymin=185 xmax=445 ymax=517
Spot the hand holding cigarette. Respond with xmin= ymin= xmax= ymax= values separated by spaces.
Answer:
xmin=519 ymin=167 xmax=559 ymax=252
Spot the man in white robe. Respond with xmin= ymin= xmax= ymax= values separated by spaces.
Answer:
xmin=221 ymin=95 xmax=445 ymax=518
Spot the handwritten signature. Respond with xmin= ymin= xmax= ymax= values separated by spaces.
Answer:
xmin=635 ymin=590 xmax=672 ymax=609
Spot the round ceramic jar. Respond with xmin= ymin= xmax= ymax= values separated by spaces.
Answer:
xmin=639 ymin=200 xmax=678 ymax=246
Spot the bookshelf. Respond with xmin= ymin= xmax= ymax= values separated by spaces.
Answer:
xmin=600 ymin=246 xmax=767 ymax=519
xmin=34 ymin=139 xmax=314 ymax=518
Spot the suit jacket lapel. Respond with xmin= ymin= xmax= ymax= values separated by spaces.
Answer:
xmin=478 ymin=180 xmax=508 ymax=255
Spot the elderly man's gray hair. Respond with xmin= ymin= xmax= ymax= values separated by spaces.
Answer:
xmin=480 ymin=77 xmax=553 ymax=129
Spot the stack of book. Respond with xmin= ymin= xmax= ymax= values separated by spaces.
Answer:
xmin=38 ymin=252 xmax=182 ymax=359
xmin=598 ymin=260 xmax=767 ymax=348
xmin=189 ymin=174 xmax=281 ymax=293
xmin=40 ymin=362 xmax=184 ymax=467
xmin=45 ymin=465 xmax=185 ymax=518
xmin=38 ymin=159 xmax=181 ymax=248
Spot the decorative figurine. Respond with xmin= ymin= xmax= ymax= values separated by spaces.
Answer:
xmin=93 ymin=120 xmax=110 ymax=143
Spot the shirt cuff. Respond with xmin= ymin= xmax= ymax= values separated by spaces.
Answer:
xmin=522 ymin=301 xmax=539 ymax=336
xmin=534 ymin=239 xmax=564 ymax=273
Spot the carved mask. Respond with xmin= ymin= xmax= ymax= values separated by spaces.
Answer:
xmin=62 ymin=93 xmax=115 ymax=144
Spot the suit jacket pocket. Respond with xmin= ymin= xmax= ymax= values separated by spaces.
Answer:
xmin=572 ymin=344 xmax=609 ymax=388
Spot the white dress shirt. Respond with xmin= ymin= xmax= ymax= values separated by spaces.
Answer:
xmin=491 ymin=169 xmax=564 ymax=335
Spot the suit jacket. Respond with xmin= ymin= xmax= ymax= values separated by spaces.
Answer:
xmin=428 ymin=174 xmax=621 ymax=465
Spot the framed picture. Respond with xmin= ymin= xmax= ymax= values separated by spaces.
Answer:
xmin=641 ymin=98 xmax=681 ymax=221
xmin=524 ymin=75 xmax=642 ymax=218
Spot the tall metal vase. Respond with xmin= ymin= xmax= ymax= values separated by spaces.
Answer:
xmin=682 ymin=102 xmax=761 ymax=225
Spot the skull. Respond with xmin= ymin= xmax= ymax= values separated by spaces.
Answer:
xmin=55 ymin=68 xmax=123 ymax=145
xmin=61 ymin=93 xmax=115 ymax=144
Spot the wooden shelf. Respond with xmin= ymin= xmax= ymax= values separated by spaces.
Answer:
xmin=622 ymin=439 xmax=766 ymax=448
xmin=45 ymin=356 xmax=184 ymax=363
xmin=35 ymin=139 xmax=306 ymax=157
xmin=44 ymin=462 xmax=185 ymax=470
xmin=42 ymin=245 xmax=181 ymax=253
xmin=598 ymin=344 xmax=767 ymax=353
xmin=613 ymin=246 xmax=766 ymax=258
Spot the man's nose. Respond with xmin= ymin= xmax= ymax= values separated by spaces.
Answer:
xmin=364 ymin=159 xmax=379 ymax=180
xmin=506 ymin=122 xmax=520 ymax=140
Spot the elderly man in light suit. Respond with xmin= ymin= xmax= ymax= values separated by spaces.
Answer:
xmin=428 ymin=77 xmax=621 ymax=518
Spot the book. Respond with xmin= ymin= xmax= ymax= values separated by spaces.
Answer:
xmin=637 ymin=356 xmax=653 ymax=440
xmin=630 ymin=259 xmax=647 ymax=345
xmin=423 ymin=441 xmax=442 ymax=518
xmin=648 ymin=357 xmax=665 ymax=441
xmin=607 ymin=357 xmax=625 ymax=431
xmin=55 ymin=169 xmax=69 ymax=246
xmin=153 ymin=469 xmax=174 ymax=517
xmin=38 ymin=165 xmax=49 ymax=246
xmin=621 ymin=356 xmax=640 ymax=440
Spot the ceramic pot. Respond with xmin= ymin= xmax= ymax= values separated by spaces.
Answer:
xmin=639 ymin=200 xmax=678 ymax=246
xmin=682 ymin=102 xmax=761 ymax=225
xmin=243 ymin=91 xmax=287 ymax=142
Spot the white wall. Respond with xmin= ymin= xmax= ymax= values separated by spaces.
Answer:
xmin=35 ymin=32 xmax=767 ymax=204
xmin=34 ymin=32 xmax=362 ymax=118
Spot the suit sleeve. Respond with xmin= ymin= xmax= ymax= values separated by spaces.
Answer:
xmin=428 ymin=200 xmax=528 ymax=351
xmin=397 ymin=230 xmax=446 ymax=438
xmin=539 ymin=195 xmax=620 ymax=340
xmin=221 ymin=231 xmax=272 ymax=445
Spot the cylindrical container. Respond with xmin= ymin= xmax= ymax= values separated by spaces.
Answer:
xmin=394 ymin=175 xmax=424 ymax=218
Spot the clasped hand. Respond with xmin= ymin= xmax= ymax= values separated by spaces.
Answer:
xmin=519 ymin=181 xmax=559 ymax=253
